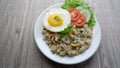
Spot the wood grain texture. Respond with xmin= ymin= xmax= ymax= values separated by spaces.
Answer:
xmin=0 ymin=0 xmax=120 ymax=68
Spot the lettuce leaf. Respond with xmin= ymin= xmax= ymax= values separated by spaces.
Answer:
xmin=88 ymin=9 xmax=96 ymax=28
xmin=61 ymin=0 xmax=96 ymax=29
xmin=61 ymin=0 xmax=81 ymax=9
xmin=59 ymin=24 xmax=73 ymax=37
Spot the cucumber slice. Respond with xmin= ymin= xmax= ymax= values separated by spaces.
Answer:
xmin=80 ymin=9 xmax=91 ymax=22
xmin=76 ymin=6 xmax=84 ymax=11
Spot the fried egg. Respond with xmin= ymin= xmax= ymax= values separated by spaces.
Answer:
xmin=43 ymin=8 xmax=71 ymax=32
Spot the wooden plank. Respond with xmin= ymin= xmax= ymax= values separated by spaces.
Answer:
xmin=0 ymin=0 xmax=120 ymax=68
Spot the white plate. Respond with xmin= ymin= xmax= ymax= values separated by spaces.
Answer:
xmin=34 ymin=3 xmax=101 ymax=65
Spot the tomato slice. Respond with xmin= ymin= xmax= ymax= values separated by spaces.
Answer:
xmin=72 ymin=14 xmax=86 ymax=27
xmin=68 ymin=8 xmax=81 ymax=22
xmin=68 ymin=8 xmax=86 ymax=27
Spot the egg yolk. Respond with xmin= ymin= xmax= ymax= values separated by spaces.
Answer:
xmin=48 ymin=14 xmax=63 ymax=26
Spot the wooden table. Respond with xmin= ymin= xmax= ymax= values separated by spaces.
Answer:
xmin=0 ymin=0 xmax=120 ymax=68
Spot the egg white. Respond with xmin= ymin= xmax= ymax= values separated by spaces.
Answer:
xmin=43 ymin=8 xmax=71 ymax=32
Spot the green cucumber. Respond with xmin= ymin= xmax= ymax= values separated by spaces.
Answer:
xmin=80 ymin=9 xmax=91 ymax=22
xmin=77 ymin=6 xmax=91 ymax=23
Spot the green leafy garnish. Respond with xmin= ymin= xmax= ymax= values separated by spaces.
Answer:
xmin=61 ymin=0 xmax=96 ymax=29
xmin=61 ymin=0 xmax=81 ymax=9
xmin=59 ymin=24 xmax=73 ymax=37
xmin=79 ymin=1 xmax=90 ymax=9
xmin=54 ymin=16 xmax=60 ymax=22
xmin=88 ymin=10 xmax=96 ymax=28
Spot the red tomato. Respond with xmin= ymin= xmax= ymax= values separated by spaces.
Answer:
xmin=68 ymin=8 xmax=81 ymax=22
xmin=72 ymin=14 xmax=86 ymax=27
xmin=68 ymin=8 xmax=86 ymax=27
